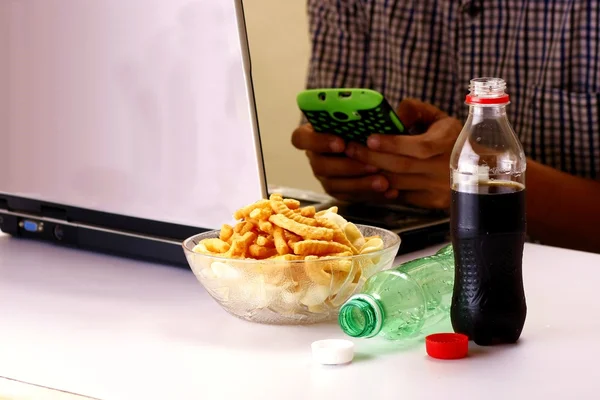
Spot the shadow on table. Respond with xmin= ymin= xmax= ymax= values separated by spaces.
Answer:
xmin=354 ymin=338 xmax=423 ymax=363
xmin=467 ymin=339 xmax=526 ymax=358
xmin=346 ymin=319 xmax=455 ymax=363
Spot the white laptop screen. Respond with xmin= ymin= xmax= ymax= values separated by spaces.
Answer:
xmin=0 ymin=0 xmax=266 ymax=230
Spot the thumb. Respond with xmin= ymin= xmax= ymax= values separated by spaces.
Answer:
xmin=396 ymin=98 xmax=448 ymax=129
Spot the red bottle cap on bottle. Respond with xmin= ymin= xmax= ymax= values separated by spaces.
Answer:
xmin=465 ymin=77 xmax=511 ymax=105
xmin=465 ymin=93 xmax=510 ymax=105
xmin=425 ymin=333 xmax=469 ymax=360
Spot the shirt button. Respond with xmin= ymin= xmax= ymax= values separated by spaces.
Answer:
xmin=462 ymin=1 xmax=483 ymax=17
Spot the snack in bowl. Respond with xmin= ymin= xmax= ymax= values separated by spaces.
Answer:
xmin=183 ymin=194 xmax=401 ymax=325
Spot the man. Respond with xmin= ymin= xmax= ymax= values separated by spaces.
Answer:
xmin=291 ymin=0 xmax=600 ymax=253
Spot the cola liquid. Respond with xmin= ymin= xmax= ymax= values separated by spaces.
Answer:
xmin=450 ymin=181 xmax=527 ymax=345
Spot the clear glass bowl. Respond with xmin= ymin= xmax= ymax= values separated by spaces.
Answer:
xmin=182 ymin=225 xmax=401 ymax=325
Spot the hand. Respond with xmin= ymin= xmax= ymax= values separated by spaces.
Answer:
xmin=344 ymin=99 xmax=462 ymax=210
xmin=291 ymin=124 xmax=393 ymax=203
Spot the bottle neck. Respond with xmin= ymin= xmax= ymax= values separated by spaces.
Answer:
xmin=468 ymin=104 xmax=508 ymax=122
xmin=338 ymin=294 xmax=384 ymax=338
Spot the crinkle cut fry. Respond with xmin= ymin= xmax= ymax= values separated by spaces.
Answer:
xmin=233 ymin=199 xmax=270 ymax=220
xmin=315 ymin=216 xmax=359 ymax=254
xmin=293 ymin=240 xmax=352 ymax=256
xmin=269 ymin=194 xmax=318 ymax=227
xmin=268 ymin=214 xmax=334 ymax=241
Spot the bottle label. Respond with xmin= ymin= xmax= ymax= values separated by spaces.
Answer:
xmin=453 ymin=166 xmax=490 ymax=187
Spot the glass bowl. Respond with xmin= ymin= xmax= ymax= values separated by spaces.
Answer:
xmin=182 ymin=225 xmax=401 ymax=325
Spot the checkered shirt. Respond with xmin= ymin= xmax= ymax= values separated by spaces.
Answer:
xmin=306 ymin=0 xmax=600 ymax=179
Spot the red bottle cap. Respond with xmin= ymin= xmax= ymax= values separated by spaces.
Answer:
xmin=465 ymin=94 xmax=510 ymax=105
xmin=425 ymin=333 xmax=469 ymax=360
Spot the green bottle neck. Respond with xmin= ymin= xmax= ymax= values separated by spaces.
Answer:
xmin=338 ymin=294 xmax=384 ymax=338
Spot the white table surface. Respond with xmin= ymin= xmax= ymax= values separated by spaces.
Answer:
xmin=0 ymin=376 xmax=95 ymax=400
xmin=1 ymin=232 xmax=599 ymax=400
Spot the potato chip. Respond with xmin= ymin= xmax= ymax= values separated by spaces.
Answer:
xmin=360 ymin=237 xmax=385 ymax=254
xmin=344 ymin=222 xmax=366 ymax=249
xmin=315 ymin=206 xmax=338 ymax=217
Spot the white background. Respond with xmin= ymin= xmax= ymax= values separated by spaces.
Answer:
xmin=1 ymin=0 xmax=265 ymax=229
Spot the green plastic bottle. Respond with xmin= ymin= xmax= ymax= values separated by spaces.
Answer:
xmin=339 ymin=244 xmax=454 ymax=340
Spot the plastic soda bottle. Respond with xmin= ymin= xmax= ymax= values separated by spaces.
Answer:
xmin=449 ymin=77 xmax=527 ymax=346
xmin=338 ymin=245 xmax=454 ymax=340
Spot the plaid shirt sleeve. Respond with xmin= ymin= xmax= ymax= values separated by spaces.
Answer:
xmin=305 ymin=0 xmax=370 ymax=90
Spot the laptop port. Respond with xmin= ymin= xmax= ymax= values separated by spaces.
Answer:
xmin=19 ymin=219 xmax=44 ymax=233
xmin=54 ymin=225 xmax=65 ymax=241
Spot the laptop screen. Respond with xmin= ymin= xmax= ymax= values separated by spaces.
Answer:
xmin=0 ymin=0 xmax=266 ymax=230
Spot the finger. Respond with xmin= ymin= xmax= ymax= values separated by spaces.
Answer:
xmin=384 ymin=189 xmax=399 ymax=199
xmin=346 ymin=143 xmax=450 ymax=175
xmin=366 ymin=117 xmax=462 ymax=158
xmin=291 ymin=124 xmax=345 ymax=153
xmin=318 ymin=174 xmax=390 ymax=195
xmin=396 ymin=98 xmax=448 ymax=128
xmin=399 ymin=190 xmax=451 ymax=210
xmin=306 ymin=151 xmax=378 ymax=178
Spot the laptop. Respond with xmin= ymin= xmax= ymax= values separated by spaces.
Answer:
xmin=0 ymin=0 xmax=448 ymax=267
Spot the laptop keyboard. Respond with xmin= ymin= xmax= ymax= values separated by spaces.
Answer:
xmin=335 ymin=203 xmax=449 ymax=231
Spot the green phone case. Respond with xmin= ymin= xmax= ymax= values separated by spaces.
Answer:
xmin=296 ymin=88 xmax=405 ymax=144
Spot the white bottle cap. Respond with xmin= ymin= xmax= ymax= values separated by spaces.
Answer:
xmin=311 ymin=339 xmax=355 ymax=365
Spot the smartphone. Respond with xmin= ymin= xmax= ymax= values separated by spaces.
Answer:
xmin=296 ymin=88 xmax=406 ymax=144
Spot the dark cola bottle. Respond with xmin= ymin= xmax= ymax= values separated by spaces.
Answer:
xmin=449 ymin=77 xmax=527 ymax=346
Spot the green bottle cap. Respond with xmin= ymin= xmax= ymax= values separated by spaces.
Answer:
xmin=338 ymin=294 xmax=384 ymax=338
